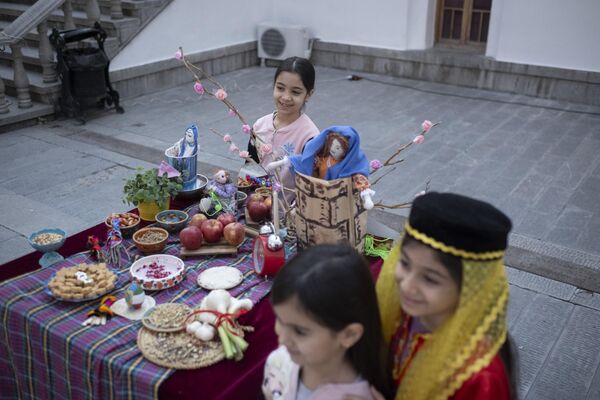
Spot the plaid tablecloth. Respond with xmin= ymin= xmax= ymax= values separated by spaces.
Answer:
xmin=0 ymin=227 xmax=291 ymax=400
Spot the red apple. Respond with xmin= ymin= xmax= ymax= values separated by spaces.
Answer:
xmin=263 ymin=196 xmax=272 ymax=210
xmin=247 ymin=199 xmax=270 ymax=222
xmin=247 ymin=193 xmax=264 ymax=205
xmin=217 ymin=213 xmax=236 ymax=227
xmin=201 ymin=219 xmax=224 ymax=243
xmin=223 ymin=222 xmax=245 ymax=246
xmin=189 ymin=213 xmax=208 ymax=228
xmin=180 ymin=226 xmax=203 ymax=250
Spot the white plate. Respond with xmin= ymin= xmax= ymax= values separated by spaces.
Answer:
xmin=110 ymin=296 xmax=156 ymax=321
xmin=196 ymin=266 xmax=243 ymax=290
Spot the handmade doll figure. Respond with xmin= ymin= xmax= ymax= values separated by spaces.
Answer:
xmin=267 ymin=126 xmax=375 ymax=209
xmin=167 ymin=124 xmax=199 ymax=158
xmin=313 ymin=132 xmax=348 ymax=179
xmin=105 ymin=218 xmax=129 ymax=268
xmin=200 ymin=169 xmax=237 ymax=215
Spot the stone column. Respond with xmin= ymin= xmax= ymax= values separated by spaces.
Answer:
xmin=110 ymin=0 xmax=124 ymax=20
xmin=85 ymin=0 xmax=101 ymax=22
xmin=37 ymin=21 xmax=57 ymax=83
xmin=11 ymin=43 xmax=32 ymax=109
xmin=0 ymin=78 xmax=9 ymax=114
xmin=62 ymin=0 xmax=76 ymax=30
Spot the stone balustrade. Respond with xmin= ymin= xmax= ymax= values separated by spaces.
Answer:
xmin=0 ymin=0 xmax=123 ymax=114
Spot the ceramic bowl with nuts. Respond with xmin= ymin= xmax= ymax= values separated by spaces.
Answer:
xmin=28 ymin=228 xmax=67 ymax=253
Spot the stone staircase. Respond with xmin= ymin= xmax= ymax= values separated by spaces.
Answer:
xmin=0 ymin=0 xmax=172 ymax=132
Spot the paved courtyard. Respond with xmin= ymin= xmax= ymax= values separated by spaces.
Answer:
xmin=1 ymin=65 xmax=599 ymax=398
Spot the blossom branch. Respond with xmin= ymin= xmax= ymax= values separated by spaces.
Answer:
xmin=177 ymin=47 xmax=268 ymax=152
xmin=369 ymin=121 xmax=440 ymax=175
xmin=370 ymin=166 xmax=397 ymax=186
xmin=373 ymin=177 xmax=432 ymax=210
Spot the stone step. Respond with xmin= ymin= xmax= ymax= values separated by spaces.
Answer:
xmin=0 ymin=94 xmax=55 ymax=133
xmin=0 ymin=2 xmax=141 ymax=46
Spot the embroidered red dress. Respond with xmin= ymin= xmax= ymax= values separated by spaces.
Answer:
xmin=391 ymin=315 xmax=510 ymax=400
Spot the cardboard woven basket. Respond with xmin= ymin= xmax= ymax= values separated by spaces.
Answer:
xmin=293 ymin=172 xmax=367 ymax=252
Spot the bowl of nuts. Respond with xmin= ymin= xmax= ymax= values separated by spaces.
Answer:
xmin=132 ymin=227 xmax=169 ymax=254
xmin=155 ymin=210 xmax=189 ymax=233
xmin=28 ymin=228 xmax=67 ymax=268
xmin=105 ymin=212 xmax=140 ymax=237
xmin=29 ymin=228 xmax=66 ymax=253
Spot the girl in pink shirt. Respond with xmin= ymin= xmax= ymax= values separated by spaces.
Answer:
xmin=248 ymin=57 xmax=319 ymax=200
xmin=262 ymin=244 xmax=391 ymax=400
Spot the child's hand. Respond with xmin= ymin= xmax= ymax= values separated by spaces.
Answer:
xmin=265 ymin=156 xmax=289 ymax=173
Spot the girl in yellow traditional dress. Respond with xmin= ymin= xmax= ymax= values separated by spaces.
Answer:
xmin=367 ymin=192 xmax=515 ymax=400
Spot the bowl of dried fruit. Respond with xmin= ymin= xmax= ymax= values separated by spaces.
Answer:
xmin=130 ymin=255 xmax=186 ymax=291
xmin=132 ymin=227 xmax=169 ymax=254
xmin=105 ymin=212 xmax=140 ymax=237
xmin=155 ymin=210 xmax=189 ymax=233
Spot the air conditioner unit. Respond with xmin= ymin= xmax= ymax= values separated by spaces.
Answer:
xmin=257 ymin=23 xmax=312 ymax=61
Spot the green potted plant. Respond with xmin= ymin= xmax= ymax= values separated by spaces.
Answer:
xmin=123 ymin=168 xmax=183 ymax=221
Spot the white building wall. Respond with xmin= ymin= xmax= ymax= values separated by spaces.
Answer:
xmin=486 ymin=0 xmax=600 ymax=72
xmin=111 ymin=0 xmax=273 ymax=70
xmin=112 ymin=0 xmax=436 ymax=70
xmin=113 ymin=0 xmax=600 ymax=73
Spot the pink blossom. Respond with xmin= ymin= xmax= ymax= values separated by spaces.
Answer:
xmin=193 ymin=82 xmax=205 ymax=94
xmin=242 ymin=124 xmax=252 ymax=134
xmin=421 ymin=120 xmax=433 ymax=132
xmin=261 ymin=143 xmax=273 ymax=155
xmin=228 ymin=109 xmax=237 ymax=117
xmin=413 ymin=135 xmax=425 ymax=145
xmin=223 ymin=134 xmax=232 ymax=143
xmin=175 ymin=50 xmax=183 ymax=60
xmin=215 ymin=89 xmax=228 ymax=101
xmin=238 ymin=150 xmax=250 ymax=159
xmin=273 ymin=182 xmax=282 ymax=193
xmin=369 ymin=159 xmax=383 ymax=170
xmin=228 ymin=144 xmax=239 ymax=153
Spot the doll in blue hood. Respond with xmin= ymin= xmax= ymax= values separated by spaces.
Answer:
xmin=267 ymin=126 xmax=375 ymax=209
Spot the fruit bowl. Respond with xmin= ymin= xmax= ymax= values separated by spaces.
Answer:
xmin=130 ymin=254 xmax=186 ymax=291
xmin=28 ymin=228 xmax=67 ymax=268
xmin=105 ymin=212 xmax=140 ymax=237
xmin=155 ymin=210 xmax=189 ymax=233
xmin=132 ymin=227 xmax=169 ymax=254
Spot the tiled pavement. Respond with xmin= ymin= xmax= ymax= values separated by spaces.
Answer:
xmin=1 ymin=65 xmax=599 ymax=399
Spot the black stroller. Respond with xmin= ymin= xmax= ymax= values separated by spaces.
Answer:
xmin=49 ymin=22 xmax=123 ymax=121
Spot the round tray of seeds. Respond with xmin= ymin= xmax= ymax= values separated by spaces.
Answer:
xmin=137 ymin=327 xmax=225 ymax=369
xmin=141 ymin=303 xmax=192 ymax=332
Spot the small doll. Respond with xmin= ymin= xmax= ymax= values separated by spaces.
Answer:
xmin=86 ymin=235 xmax=104 ymax=261
xmin=200 ymin=169 xmax=237 ymax=215
xmin=105 ymin=218 xmax=129 ymax=268
xmin=167 ymin=124 xmax=199 ymax=158
xmin=267 ymin=126 xmax=375 ymax=209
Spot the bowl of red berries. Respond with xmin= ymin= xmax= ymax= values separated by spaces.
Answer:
xmin=129 ymin=254 xmax=186 ymax=291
